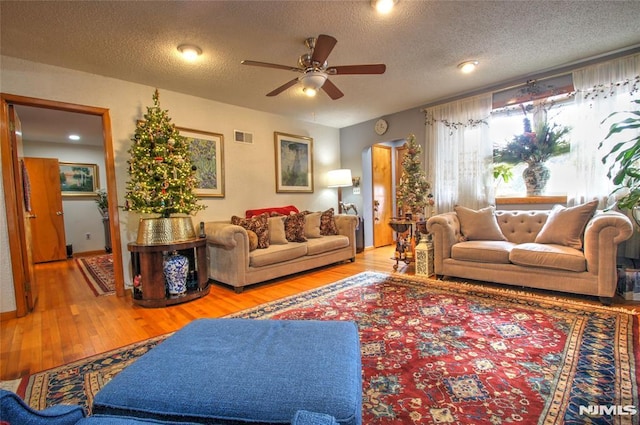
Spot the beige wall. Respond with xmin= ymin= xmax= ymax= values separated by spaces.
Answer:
xmin=0 ymin=55 xmax=341 ymax=313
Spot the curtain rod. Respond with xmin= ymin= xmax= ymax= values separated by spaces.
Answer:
xmin=419 ymin=45 xmax=640 ymax=111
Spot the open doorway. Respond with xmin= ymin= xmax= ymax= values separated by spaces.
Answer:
xmin=368 ymin=138 xmax=410 ymax=249
xmin=17 ymin=105 xmax=109 ymax=261
xmin=1 ymin=94 xmax=124 ymax=317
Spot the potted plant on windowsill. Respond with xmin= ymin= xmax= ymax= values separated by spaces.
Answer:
xmin=124 ymin=89 xmax=205 ymax=245
xmin=493 ymin=105 xmax=571 ymax=196
xmin=600 ymin=98 xmax=640 ymax=228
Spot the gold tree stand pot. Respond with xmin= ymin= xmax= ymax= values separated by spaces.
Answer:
xmin=136 ymin=217 xmax=197 ymax=245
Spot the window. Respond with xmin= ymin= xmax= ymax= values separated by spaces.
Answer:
xmin=490 ymin=98 xmax=575 ymax=198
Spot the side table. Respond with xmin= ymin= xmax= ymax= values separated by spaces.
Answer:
xmin=128 ymin=238 xmax=210 ymax=308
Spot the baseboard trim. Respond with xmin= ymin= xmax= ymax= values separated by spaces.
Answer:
xmin=73 ymin=250 xmax=108 ymax=258
xmin=0 ymin=310 xmax=17 ymax=321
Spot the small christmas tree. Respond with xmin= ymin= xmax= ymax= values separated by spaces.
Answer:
xmin=124 ymin=89 xmax=205 ymax=218
xmin=397 ymin=134 xmax=431 ymax=218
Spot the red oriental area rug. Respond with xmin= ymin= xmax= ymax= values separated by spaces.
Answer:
xmin=13 ymin=272 xmax=640 ymax=424
xmin=230 ymin=273 xmax=639 ymax=424
xmin=76 ymin=254 xmax=115 ymax=296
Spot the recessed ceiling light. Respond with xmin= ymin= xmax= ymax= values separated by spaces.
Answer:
xmin=371 ymin=0 xmax=397 ymax=14
xmin=458 ymin=60 xmax=479 ymax=74
xmin=68 ymin=134 xmax=80 ymax=141
xmin=177 ymin=44 xmax=202 ymax=61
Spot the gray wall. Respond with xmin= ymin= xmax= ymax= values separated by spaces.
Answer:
xmin=340 ymin=107 xmax=425 ymax=248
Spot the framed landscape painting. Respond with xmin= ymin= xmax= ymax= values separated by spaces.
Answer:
xmin=274 ymin=132 xmax=314 ymax=193
xmin=59 ymin=162 xmax=99 ymax=197
xmin=178 ymin=127 xmax=225 ymax=198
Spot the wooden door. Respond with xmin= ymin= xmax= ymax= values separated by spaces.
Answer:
xmin=372 ymin=144 xmax=394 ymax=247
xmin=9 ymin=106 xmax=37 ymax=311
xmin=23 ymin=157 xmax=67 ymax=263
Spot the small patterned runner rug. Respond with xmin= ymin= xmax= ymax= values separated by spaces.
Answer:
xmin=13 ymin=272 xmax=640 ymax=423
xmin=76 ymin=254 xmax=115 ymax=296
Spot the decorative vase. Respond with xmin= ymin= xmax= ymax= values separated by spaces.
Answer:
xmin=163 ymin=251 xmax=188 ymax=295
xmin=523 ymin=163 xmax=550 ymax=196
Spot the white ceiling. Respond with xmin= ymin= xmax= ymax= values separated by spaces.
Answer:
xmin=2 ymin=0 xmax=640 ymax=133
xmin=13 ymin=105 xmax=105 ymax=147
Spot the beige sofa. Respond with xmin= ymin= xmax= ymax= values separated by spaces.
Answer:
xmin=205 ymin=214 xmax=358 ymax=293
xmin=426 ymin=204 xmax=634 ymax=304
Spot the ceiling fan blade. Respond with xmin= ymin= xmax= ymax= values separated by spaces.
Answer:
xmin=241 ymin=60 xmax=302 ymax=72
xmin=266 ymin=78 xmax=299 ymax=97
xmin=311 ymin=34 xmax=337 ymax=65
xmin=328 ymin=64 xmax=387 ymax=75
xmin=321 ymin=79 xmax=344 ymax=100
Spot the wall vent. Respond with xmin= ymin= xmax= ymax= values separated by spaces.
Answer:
xmin=234 ymin=130 xmax=253 ymax=144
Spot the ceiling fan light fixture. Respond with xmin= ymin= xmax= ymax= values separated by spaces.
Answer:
xmin=300 ymin=71 xmax=328 ymax=91
xmin=371 ymin=0 xmax=397 ymax=14
xmin=458 ymin=60 xmax=479 ymax=74
xmin=177 ymin=44 xmax=202 ymax=61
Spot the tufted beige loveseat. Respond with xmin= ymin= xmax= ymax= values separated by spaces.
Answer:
xmin=426 ymin=208 xmax=634 ymax=304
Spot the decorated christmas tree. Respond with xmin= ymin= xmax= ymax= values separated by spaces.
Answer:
xmin=124 ymin=89 xmax=205 ymax=218
xmin=397 ymin=134 xmax=431 ymax=218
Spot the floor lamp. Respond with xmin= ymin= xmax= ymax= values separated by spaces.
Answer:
xmin=327 ymin=169 xmax=352 ymax=214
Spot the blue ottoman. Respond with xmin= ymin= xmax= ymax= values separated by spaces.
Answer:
xmin=92 ymin=319 xmax=362 ymax=425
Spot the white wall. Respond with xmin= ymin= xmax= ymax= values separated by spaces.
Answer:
xmin=0 ymin=55 xmax=341 ymax=313
xmin=23 ymin=141 xmax=108 ymax=254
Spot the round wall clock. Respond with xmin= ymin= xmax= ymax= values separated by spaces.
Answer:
xmin=374 ymin=119 xmax=388 ymax=135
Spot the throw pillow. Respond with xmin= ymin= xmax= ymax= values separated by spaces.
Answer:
xmin=245 ymin=205 xmax=299 ymax=218
xmin=454 ymin=205 xmax=507 ymax=241
xmin=320 ymin=208 xmax=339 ymax=236
xmin=284 ymin=213 xmax=307 ymax=242
xmin=268 ymin=216 xmax=288 ymax=245
xmin=231 ymin=213 xmax=270 ymax=249
xmin=303 ymin=212 xmax=322 ymax=238
xmin=247 ymin=230 xmax=258 ymax=251
xmin=534 ymin=200 xmax=598 ymax=250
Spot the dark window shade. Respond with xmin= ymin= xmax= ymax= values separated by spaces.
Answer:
xmin=492 ymin=74 xmax=574 ymax=109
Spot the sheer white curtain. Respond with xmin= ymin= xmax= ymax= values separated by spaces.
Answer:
xmin=425 ymin=93 xmax=493 ymax=213
xmin=570 ymin=53 xmax=640 ymax=207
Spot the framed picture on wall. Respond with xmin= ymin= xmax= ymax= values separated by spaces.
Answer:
xmin=59 ymin=162 xmax=99 ymax=197
xmin=274 ymin=132 xmax=314 ymax=193
xmin=178 ymin=127 xmax=225 ymax=198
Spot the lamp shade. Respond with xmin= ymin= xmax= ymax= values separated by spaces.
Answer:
xmin=327 ymin=169 xmax=353 ymax=188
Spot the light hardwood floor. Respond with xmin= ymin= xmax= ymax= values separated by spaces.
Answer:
xmin=1 ymin=245 xmax=635 ymax=381
xmin=0 ymin=247 xmax=397 ymax=380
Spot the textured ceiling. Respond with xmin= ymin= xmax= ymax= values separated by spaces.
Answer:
xmin=1 ymin=0 xmax=640 ymax=129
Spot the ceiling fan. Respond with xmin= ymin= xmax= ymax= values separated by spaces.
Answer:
xmin=241 ymin=34 xmax=386 ymax=100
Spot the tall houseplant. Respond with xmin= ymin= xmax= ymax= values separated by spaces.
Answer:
xmin=494 ymin=105 xmax=570 ymax=196
xmin=600 ymin=98 xmax=640 ymax=227
xmin=95 ymin=189 xmax=112 ymax=252
xmin=95 ymin=189 xmax=109 ymax=219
